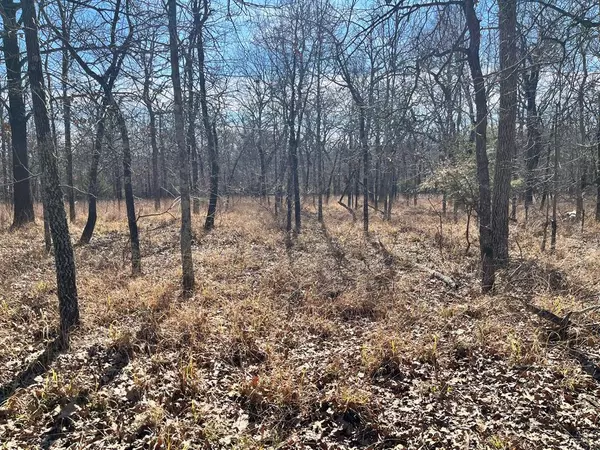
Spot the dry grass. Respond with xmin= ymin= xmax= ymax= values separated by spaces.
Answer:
xmin=0 ymin=196 xmax=599 ymax=449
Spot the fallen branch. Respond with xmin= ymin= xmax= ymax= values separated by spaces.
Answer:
xmin=375 ymin=237 xmax=458 ymax=289
xmin=136 ymin=197 xmax=180 ymax=222
xmin=367 ymin=202 xmax=387 ymax=218
xmin=60 ymin=184 xmax=96 ymax=198
xmin=338 ymin=199 xmax=356 ymax=222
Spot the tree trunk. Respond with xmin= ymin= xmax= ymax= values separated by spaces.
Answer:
xmin=1 ymin=104 xmax=8 ymax=203
xmin=284 ymin=16 xmax=303 ymax=234
xmin=23 ymin=0 xmax=78 ymax=341
xmin=114 ymin=105 xmax=141 ymax=275
xmin=275 ymin=122 xmax=288 ymax=217
xmin=185 ymin=43 xmax=201 ymax=215
xmin=159 ymin=113 xmax=168 ymax=197
xmin=42 ymin=201 xmax=51 ymax=252
xmin=63 ymin=69 xmax=75 ymax=223
xmin=258 ymin=133 xmax=267 ymax=202
xmin=1 ymin=0 xmax=34 ymax=227
xmin=386 ymin=166 xmax=395 ymax=220
xmin=58 ymin=0 xmax=75 ymax=222
xmin=46 ymin=58 xmax=58 ymax=153
xmin=551 ymin=107 xmax=559 ymax=252
xmin=256 ymin=106 xmax=267 ymax=202
xmin=188 ymin=101 xmax=200 ymax=215
xmin=524 ymin=67 xmax=542 ymax=208
xmin=576 ymin=51 xmax=587 ymax=223
xmin=316 ymin=72 xmax=323 ymax=222
xmin=464 ymin=0 xmax=494 ymax=291
xmin=289 ymin=124 xmax=301 ymax=232
xmin=193 ymin=4 xmax=219 ymax=231
xmin=191 ymin=124 xmax=200 ymax=214
xmin=168 ymin=0 xmax=194 ymax=295
xmin=285 ymin=90 xmax=301 ymax=232
xmin=491 ymin=0 xmax=518 ymax=265
xmin=541 ymin=145 xmax=550 ymax=211
xmin=596 ymin=93 xmax=600 ymax=221
xmin=147 ymin=106 xmax=160 ymax=211
xmin=359 ymin=107 xmax=369 ymax=233
xmin=286 ymin=153 xmax=293 ymax=231
xmin=80 ymin=97 xmax=109 ymax=244
xmin=205 ymin=119 xmax=219 ymax=230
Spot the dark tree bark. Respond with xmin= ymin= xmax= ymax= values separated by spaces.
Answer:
xmin=254 ymin=92 xmax=267 ymax=202
xmin=523 ymin=64 xmax=542 ymax=211
xmin=315 ymin=50 xmax=323 ymax=223
xmin=193 ymin=0 xmax=219 ymax=231
xmin=576 ymin=50 xmax=587 ymax=223
xmin=288 ymin=113 xmax=301 ymax=233
xmin=114 ymin=105 xmax=141 ymax=274
xmin=23 ymin=0 xmax=78 ymax=341
xmin=63 ymin=69 xmax=75 ymax=222
xmin=491 ymin=0 xmax=518 ymax=265
xmin=184 ymin=39 xmax=200 ymax=215
xmin=282 ymin=13 xmax=304 ymax=233
xmin=190 ymin=101 xmax=201 ymax=214
xmin=158 ymin=113 xmax=168 ymax=196
xmin=1 ymin=103 xmax=9 ymax=203
xmin=141 ymin=38 xmax=161 ymax=211
xmin=597 ymin=93 xmax=600 ymax=221
xmin=168 ymin=0 xmax=195 ymax=295
xmin=80 ymin=99 xmax=108 ymax=244
xmin=56 ymin=0 xmax=75 ymax=222
xmin=541 ymin=144 xmax=550 ymax=211
xmin=113 ymin=131 xmax=123 ymax=209
xmin=42 ymin=202 xmax=51 ymax=252
xmin=359 ymin=107 xmax=369 ymax=233
xmin=183 ymin=23 xmax=198 ymax=213
xmin=551 ymin=106 xmax=559 ymax=252
xmin=464 ymin=0 xmax=494 ymax=291
xmin=1 ymin=0 xmax=34 ymax=227
xmin=275 ymin=122 xmax=289 ymax=217
xmin=148 ymin=106 xmax=160 ymax=210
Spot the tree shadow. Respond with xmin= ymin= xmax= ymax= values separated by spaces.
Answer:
xmin=38 ymin=343 xmax=131 ymax=449
xmin=0 ymin=329 xmax=132 ymax=447
xmin=525 ymin=303 xmax=600 ymax=383
xmin=318 ymin=220 xmax=350 ymax=267
xmin=506 ymin=258 xmax=598 ymax=301
xmin=0 ymin=333 xmax=64 ymax=405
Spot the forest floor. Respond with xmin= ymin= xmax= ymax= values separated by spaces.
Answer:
xmin=0 ymin=197 xmax=599 ymax=450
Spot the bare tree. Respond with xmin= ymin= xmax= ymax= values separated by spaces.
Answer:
xmin=168 ymin=0 xmax=195 ymax=295
xmin=47 ymin=0 xmax=141 ymax=275
xmin=192 ymin=0 xmax=219 ymax=230
xmin=491 ymin=0 xmax=518 ymax=265
xmin=23 ymin=0 xmax=78 ymax=342
xmin=56 ymin=0 xmax=76 ymax=222
xmin=1 ymin=0 xmax=35 ymax=227
xmin=139 ymin=28 xmax=163 ymax=211
xmin=463 ymin=0 xmax=494 ymax=291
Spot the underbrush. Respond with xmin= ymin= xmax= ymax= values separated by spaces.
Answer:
xmin=0 ymin=198 xmax=599 ymax=449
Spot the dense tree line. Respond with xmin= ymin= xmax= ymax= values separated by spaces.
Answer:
xmin=0 ymin=0 xmax=599 ymax=339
